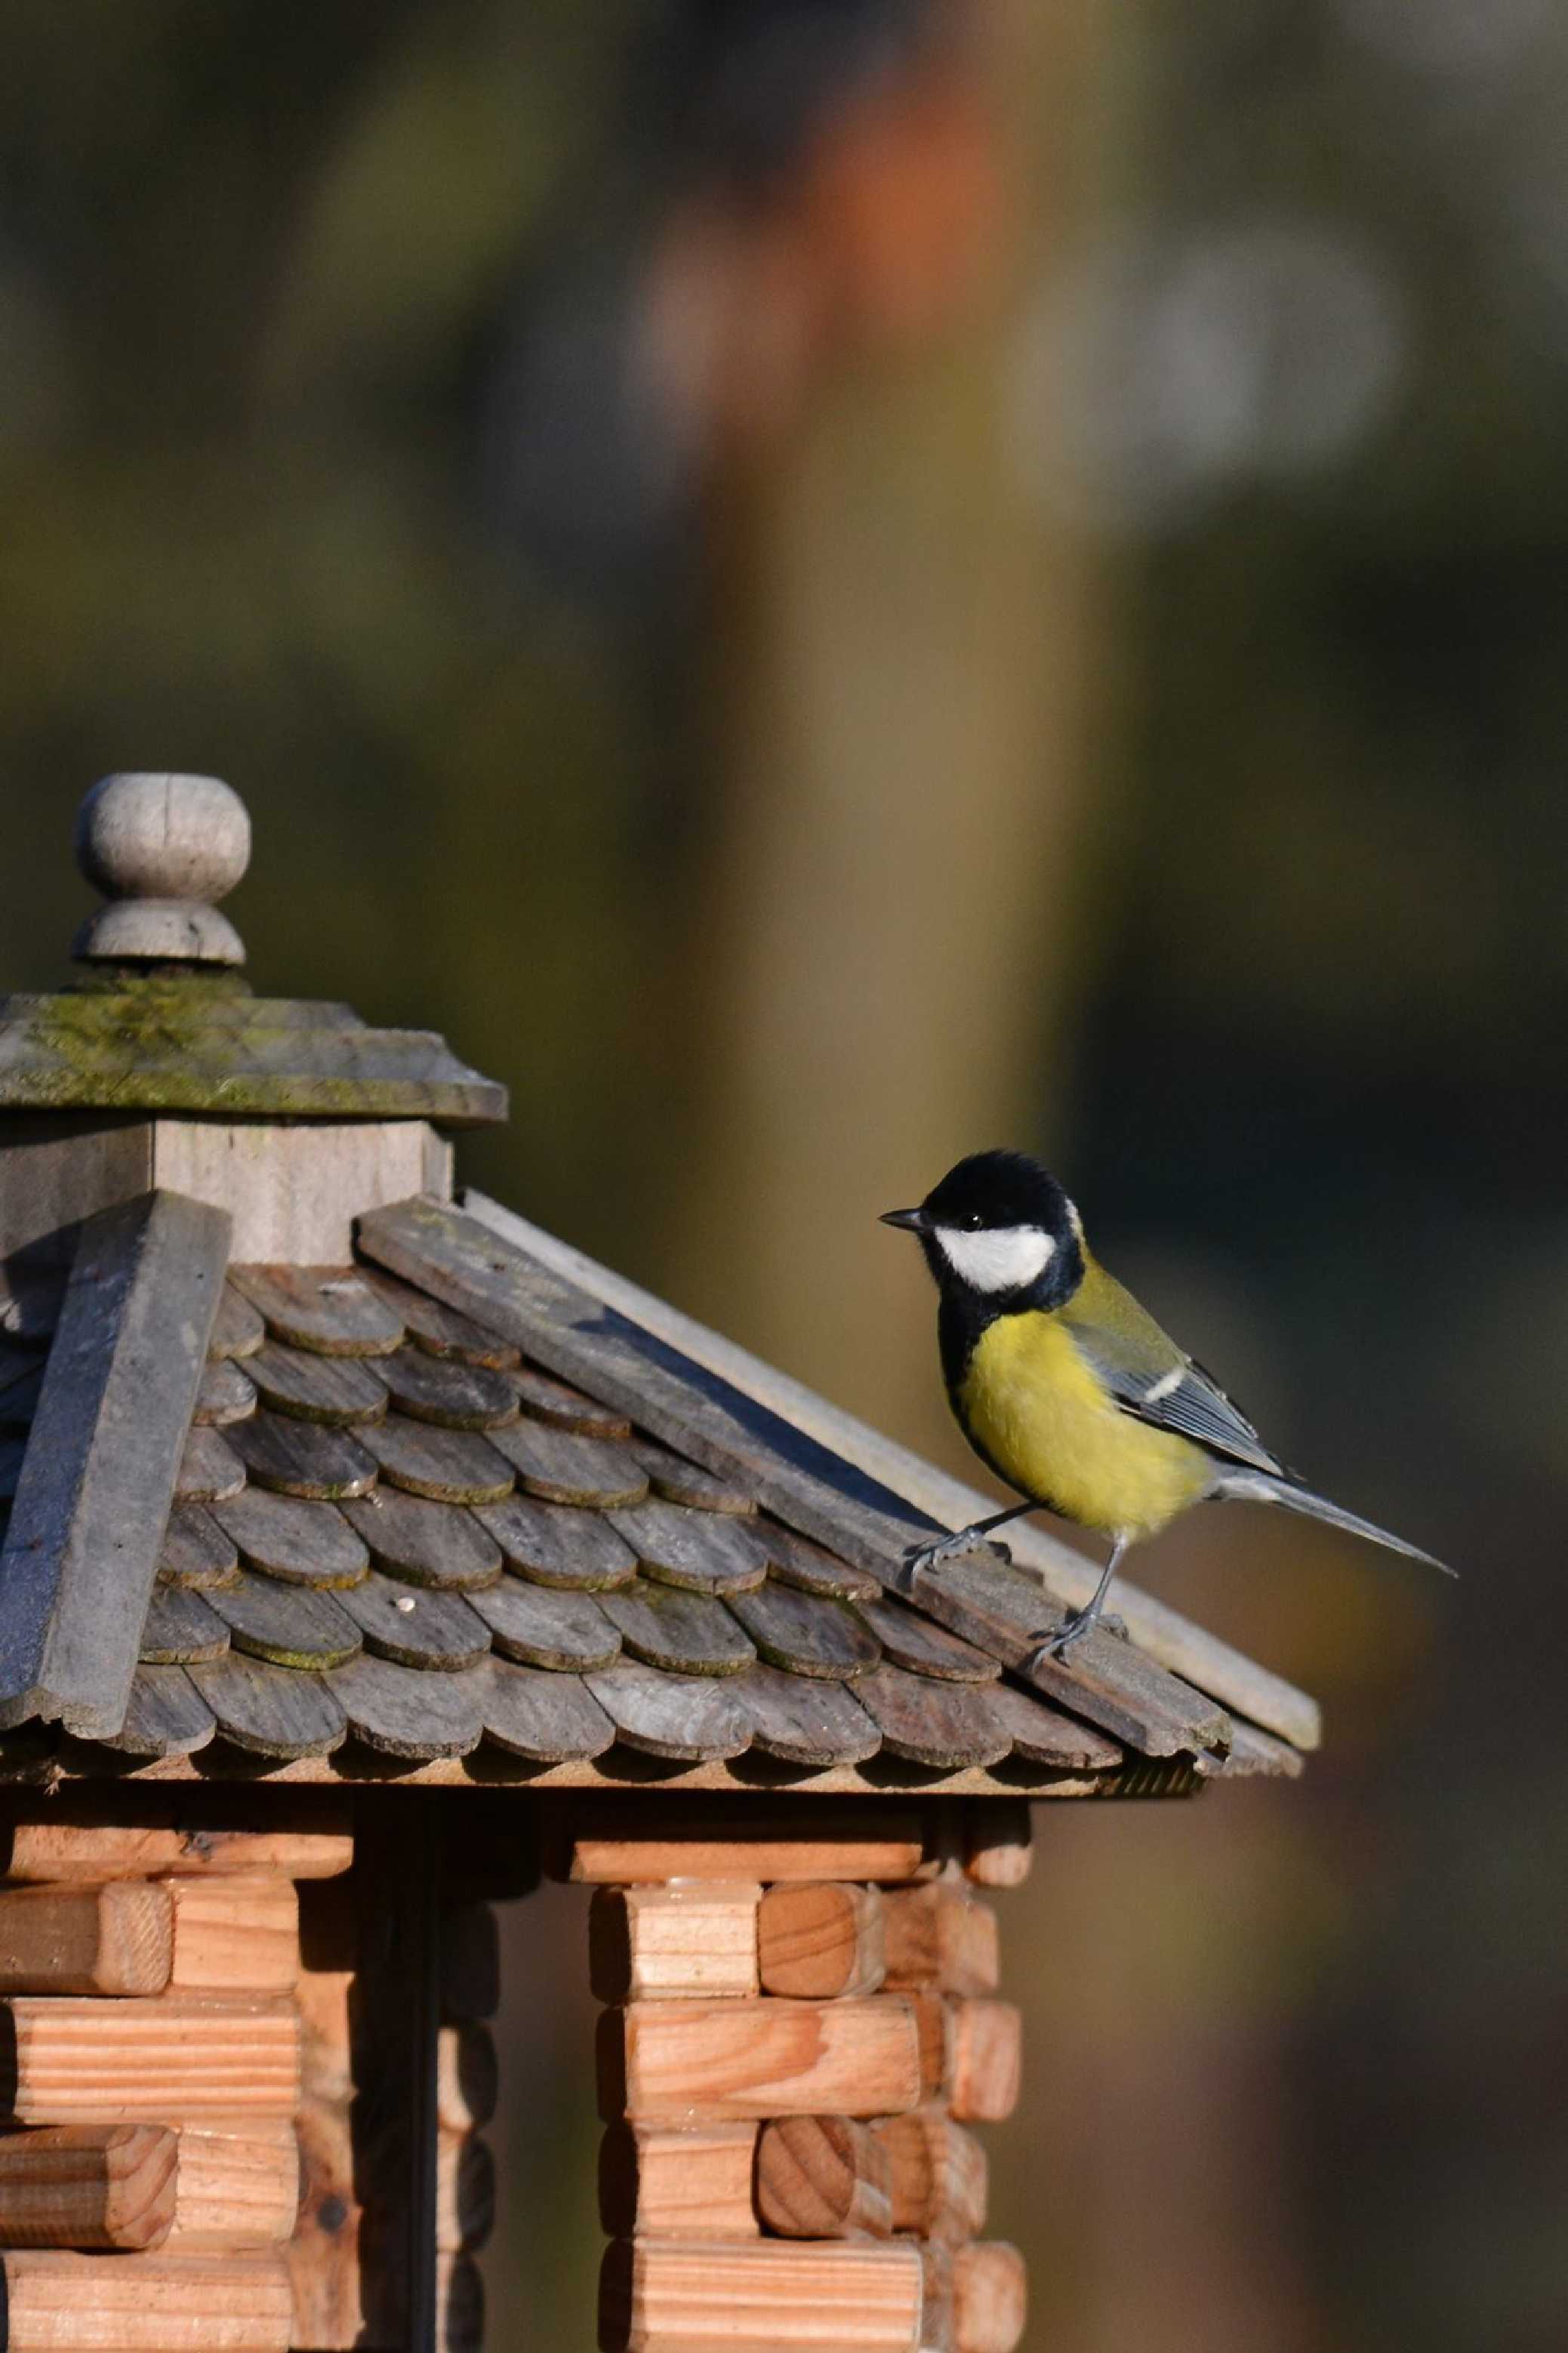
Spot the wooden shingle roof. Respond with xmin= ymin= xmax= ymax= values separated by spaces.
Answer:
xmin=0 ymin=1189 xmax=1316 ymax=1797
xmin=0 ymin=771 xmax=1318 ymax=1802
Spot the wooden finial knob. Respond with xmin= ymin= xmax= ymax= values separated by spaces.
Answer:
xmin=72 ymin=773 xmax=251 ymax=966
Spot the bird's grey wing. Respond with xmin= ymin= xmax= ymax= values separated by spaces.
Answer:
xmin=1063 ymin=1281 xmax=1290 ymax=1479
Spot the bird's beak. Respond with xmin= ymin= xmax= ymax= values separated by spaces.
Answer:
xmin=879 ymin=1207 xmax=931 ymax=1233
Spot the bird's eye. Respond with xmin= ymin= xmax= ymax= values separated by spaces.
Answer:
xmin=962 ymin=1212 xmax=984 ymax=1230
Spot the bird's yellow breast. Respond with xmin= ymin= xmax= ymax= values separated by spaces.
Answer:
xmin=956 ymin=1311 xmax=1212 ymax=1540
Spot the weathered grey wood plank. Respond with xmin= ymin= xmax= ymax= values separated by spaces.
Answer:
xmin=726 ymin=1582 xmax=882 ymax=1681
xmin=248 ymin=1343 xmax=389 ymax=1427
xmin=597 ymin=1582 xmax=757 ymax=1677
xmin=380 ymin=1349 xmax=519 ymax=1432
xmin=330 ymin=1653 xmax=485 ymax=1760
xmin=630 ymin=1439 xmax=756 ymax=1516
xmin=359 ymin=1419 xmax=516 ymax=1506
xmin=227 ymin=1411 xmax=379 ymax=1501
xmin=604 ymin=1502 xmax=771 ymax=1598
xmin=983 ymin=1676 xmax=1123 ymax=1771
xmin=336 ymin=1572 xmax=489 ymax=1671
xmin=187 ymin=1653 xmax=348 ymax=1758
xmin=487 ymin=1421 xmax=647 ymax=1510
xmin=358 ymin=1199 xmax=1237 ymax=1762
xmin=0 ymin=1191 xmax=230 ymax=1738
xmin=174 ymin=1424 xmax=247 ymax=1505
xmin=208 ymin=1283 xmax=266 ymax=1361
xmin=735 ymin=1664 xmax=884 ymax=1768
xmin=193 ymin=1357 xmax=257 ymax=1427
xmin=507 ymin=1367 xmax=630 ymax=1438
xmin=853 ymin=1665 xmax=1013 ymax=1771
xmin=105 ymin=1665 xmax=218 ymax=1758
xmin=756 ymin=1526 xmax=879 ymax=1604
xmin=854 ymin=1596 xmax=1000 ymax=1684
xmin=473 ymin=1495 xmax=637 ymax=1591
xmin=340 ymin=1491 xmax=503 ymax=1591
xmin=229 ymin=1266 xmax=405 ymax=1357
xmin=206 ymin=1571 xmax=364 ymax=1668
xmin=359 ymin=1269 xmax=519 ymax=1368
xmin=212 ymin=1490 xmax=370 ymax=1588
xmin=905 ymin=1550 xmax=1231 ymax=1756
xmin=1197 ymin=1719 xmax=1305 ymax=1780
xmin=583 ymin=1660 xmax=751 ymax=1762
xmin=465 ymin=1190 xmax=1320 ymax=1754
xmin=156 ymin=1503 xmax=240 ymax=1591
xmin=478 ymin=1660 xmax=616 ymax=1762
xmin=138 ymin=1585 xmax=230 ymax=1665
xmin=466 ymin=1580 xmax=619 ymax=1672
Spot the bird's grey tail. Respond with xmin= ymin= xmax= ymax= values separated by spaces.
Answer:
xmin=1214 ymin=1472 xmax=1457 ymax=1577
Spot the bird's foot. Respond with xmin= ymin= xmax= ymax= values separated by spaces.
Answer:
xmin=1021 ymin=1606 xmax=1127 ymax=1671
xmin=897 ymin=1525 xmax=1000 ymax=1593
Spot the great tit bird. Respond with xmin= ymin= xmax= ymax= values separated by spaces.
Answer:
xmin=882 ymin=1149 xmax=1452 ymax=1657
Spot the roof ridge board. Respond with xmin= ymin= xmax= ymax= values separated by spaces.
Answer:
xmin=355 ymin=1198 xmax=1231 ymax=1763
xmin=455 ymin=1189 xmax=1320 ymax=1756
xmin=0 ymin=1189 xmax=232 ymax=1740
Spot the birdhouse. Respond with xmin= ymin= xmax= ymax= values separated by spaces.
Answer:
xmin=0 ymin=777 xmax=1318 ymax=2353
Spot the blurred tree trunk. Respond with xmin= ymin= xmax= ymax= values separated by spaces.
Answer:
xmin=664 ymin=5 xmax=1103 ymax=1471
xmin=655 ymin=17 xmax=1327 ymax=2353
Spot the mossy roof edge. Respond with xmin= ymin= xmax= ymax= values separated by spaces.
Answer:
xmin=0 ymin=990 xmax=507 ymax=1127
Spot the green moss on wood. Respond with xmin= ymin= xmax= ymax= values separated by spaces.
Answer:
xmin=0 ymin=987 xmax=507 ymax=1126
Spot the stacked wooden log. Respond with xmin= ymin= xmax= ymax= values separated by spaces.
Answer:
xmin=0 ymin=1811 xmax=351 ymax=2351
xmin=584 ymin=1806 xmax=1030 ymax=2353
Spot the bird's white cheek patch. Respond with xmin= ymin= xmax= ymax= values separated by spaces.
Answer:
xmin=935 ymin=1226 xmax=1056 ymax=1292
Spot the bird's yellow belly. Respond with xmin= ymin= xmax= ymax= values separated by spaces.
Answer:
xmin=956 ymin=1312 xmax=1212 ymax=1540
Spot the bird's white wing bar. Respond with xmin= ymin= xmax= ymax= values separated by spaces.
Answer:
xmin=1068 ymin=1334 xmax=1290 ymax=1480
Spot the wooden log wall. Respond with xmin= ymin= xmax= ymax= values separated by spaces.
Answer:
xmin=584 ymin=1801 xmax=1032 ymax=2353
xmin=0 ymin=1798 xmax=503 ymax=2353
xmin=0 ymin=1809 xmax=352 ymax=2353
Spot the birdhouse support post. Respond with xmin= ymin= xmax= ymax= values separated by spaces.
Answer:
xmin=575 ymin=1797 xmax=1030 ymax=2353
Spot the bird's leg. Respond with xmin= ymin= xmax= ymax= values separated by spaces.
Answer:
xmin=1023 ymin=1535 xmax=1129 ymax=1667
xmin=898 ymin=1502 xmax=1037 ymax=1589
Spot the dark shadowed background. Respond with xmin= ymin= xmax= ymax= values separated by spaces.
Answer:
xmin=3 ymin=4 xmax=1564 ymax=2346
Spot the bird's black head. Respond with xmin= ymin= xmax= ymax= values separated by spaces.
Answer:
xmin=880 ymin=1149 xmax=1085 ymax=1310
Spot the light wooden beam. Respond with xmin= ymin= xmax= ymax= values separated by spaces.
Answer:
xmin=0 ymin=2249 xmax=293 ymax=2351
xmin=590 ymin=1883 xmax=762 ymax=2003
xmin=598 ymin=2123 xmax=761 ymax=2241
xmin=603 ymin=1996 xmax=925 ymax=2123
xmin=599 ymin=2237 xmax=923 ymax=2353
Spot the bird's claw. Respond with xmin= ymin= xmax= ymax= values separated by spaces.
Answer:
xmin=896 ymin=1527 xmax=1000 ymax=1593
xmin=1021 ymin=1607 xmax=1127 ymax=1673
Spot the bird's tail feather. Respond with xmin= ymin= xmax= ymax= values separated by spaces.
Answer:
xmin=1215 ymin=1472 xmax=1457 ymax=1577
